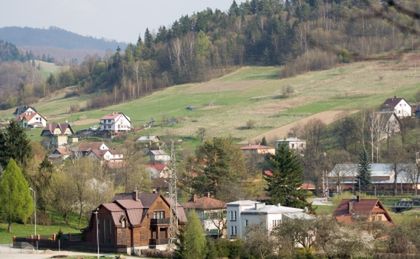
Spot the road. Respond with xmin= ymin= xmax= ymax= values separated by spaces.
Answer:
xmin=0 ymin=244 xmax=140 ymax=259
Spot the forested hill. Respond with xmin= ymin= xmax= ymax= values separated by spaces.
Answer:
xmin=0 ymin=40 xmax=32 ymax=62
xmin=47 ymin=0 xmax=419 ymax=109
xmin=0 ymin=26 xmax=127 ymax=62
xmin=0 ymin=26 xmax=126 ymax=51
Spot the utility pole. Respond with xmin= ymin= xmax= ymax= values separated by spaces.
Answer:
xmin=93 ymin=209 xmax=99 ymax=259
xmin=168 ymin=140 xmax=178 ymax=248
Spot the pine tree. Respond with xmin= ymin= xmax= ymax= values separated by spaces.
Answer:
xmin=357 ymin=149 xmax=371 ymax=192
xmin=264 ymin=143 xmax=309 ymax=209
xmin=174 ymin=211 xmax=207 ymax=259
xmin=0 ymin=120 xmax=32 ymax=168
xmin=0 ymin=159 xmax=34 ymax=232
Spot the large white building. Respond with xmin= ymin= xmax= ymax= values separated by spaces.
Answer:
xmin=226 ymin=201 xmax=313 ymax=239
xmin=381 ymin=96 xmax=412 ymax=118
xmin=99 ymin=112 xmax=131 ymax=133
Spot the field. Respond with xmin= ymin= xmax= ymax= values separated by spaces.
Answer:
xmin=1 ymin=53 xmax=419 ymax=143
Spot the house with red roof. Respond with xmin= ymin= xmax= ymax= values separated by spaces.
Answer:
xmin=100 ymin=112 xmax=131 ymax=133
xmin=381 ymin=96 xmax=412 ymax=118
xmin=75 ymin=142 xmax=124 ymax=167
xmin=240 ymin=144 xmax=275 ymax=156
xmin=333 ymin=196 xmax=393 ymax=225
xmin=14 ymin=105 xmax=47 ymax=128
xmin=183 ymin=195 xmax=226 ymax=237
xmin=41 ymin=122 xmax=77 ymax=147
xmin=83 ymin=191 xmax=187 ymax=254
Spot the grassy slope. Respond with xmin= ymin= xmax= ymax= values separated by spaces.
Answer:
xmin=1 ymin=53 xmax=419 ymax=143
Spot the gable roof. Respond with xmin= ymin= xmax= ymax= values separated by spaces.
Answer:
xmin=101 ymin=112 xmax=131 ymax=122
xmin=382 ymin=96 xmax=408 ymax=109
xmin=333 ymin=198 xmax=393 ymax=224
xmin=13 ymin=105 xmax=37 ymax=116
xmin=183 ymin=196 xmax=226 ymax=210
xmin=41 ymin=122 xmax=74 ymax=136
xmin=78 ymin=142 xmax=108 ymax=151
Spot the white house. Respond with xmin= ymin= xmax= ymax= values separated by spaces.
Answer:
xmin=137 ymin=135 xmax=161 ymax=144
xmin=276 ymin=137 xmax=306 ymax=152
xmin=149 ymin=150 xmax=171 ymax=163
xmin=227 ymin=201 xmax=313 ymax=239
xmin=15 ymin=106 xmax=47 ymax=128
xmin=381 ymin=96 xmax=412 ymax=118
xmin=75 ymin=142 xmax=124 ymax=168
xmin=99 ymin=112 xmax=131 ymax=133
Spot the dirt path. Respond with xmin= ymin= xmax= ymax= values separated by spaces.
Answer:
xmin=250 ymin=110 xmax=358 ymax=143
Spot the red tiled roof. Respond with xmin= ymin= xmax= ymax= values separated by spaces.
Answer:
xmin=183 ymin=196 xmax=226 ymax=210
xmin=240 ymin=144 xmax=273 ymax=150
xmin=147 ymin=163 xmax=167 ymax=171
xmin=300 ymin=182 xmax=316 ymax=190
xmin=263 ymin=170 xmax=273 ymax=177
xmin=333 ymin=198 xmax=393 ymax=224
xmin=16 ymin=112 xmax=37 ymax=122
xmin=102 ymin=203 xmax=124 ymax=212
xmin=115 ymin=199 xmax=143 ymax=210
xmin=42 ymin=122 xmax=73 ymax=135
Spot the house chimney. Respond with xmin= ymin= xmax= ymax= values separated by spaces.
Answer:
xmin=133 ymin=189 xmax=139 ymax=200
xmin=356 ymin=195 xmax=360 ymax=202
xmin=192 ymin=194 xmax=198 ymax=202
xmin=206 ymin=192 xmax=211 ymax=198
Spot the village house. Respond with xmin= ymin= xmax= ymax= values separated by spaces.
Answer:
xmin=183 ymin=195 xmax=226 ymax=237
xmin=100 ymin=112 xmax=132 ymax=133
xmin=41 ymin=122 xmax=78 ymax=147
xmin=240 ymin=144 xmax=275 ymax=156
xmin=276 ymin=137 xmax=306 ymax=153
xmin=334 ymin=196 xmax=393 ymax=225
xmin=381 ymin=96 xmax=412 ymax=118
xmin=372 ymin=112 xmax=401 ymax=140
xmin=83 ymin=191 xmax=187 ymax=254
xmin=327 ymin=163 xmax=419 ymax=194
xmin=226 ymin=200 xmax=313 ymax=239
xmin=75 ymin=142 xmax=124 ymax=168
xmin=148 ymin=150 xmax=171 ymax=164
xmin=145 ymin=163 xmax=170 ymax=179
xmin=137 ymin=135 xmax=161 ymax=147
xmin=48 ymin=146 xmax=71 ymax=161
xmin=14 ymin=105 xmax=47 ymax=128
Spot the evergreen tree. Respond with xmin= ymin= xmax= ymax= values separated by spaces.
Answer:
xmin=0 ymin=120 xmax=32 ymax=168
xmin=357 ymin=149 xmax=371 ymax=192
xmin=264 ymin=143 xmax=309 ymax=208
xmin=261 ymin=136 xmax=268 ymax=146
xmin=191 ymin=137 xmax=247 ymax=201
xmin=0 ymin=159 xmax=34 ymax=232
xmin=175 ymin=211 xmax=207 ymax=259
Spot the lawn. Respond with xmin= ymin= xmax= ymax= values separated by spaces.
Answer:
xmin=0 ymin=223 xmax=80 ymax=244
xmin=1 ymin=53 xmax=419 ymax=143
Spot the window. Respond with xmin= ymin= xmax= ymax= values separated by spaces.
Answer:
xmin=245 ymin=219 xmax=248 ymax=227
xmin=153 ymin=211 xmax=165 ymax=219
xmin=230 ymin=210 xmax=237 ymax=221
xmin=272 ymin=219 xmax=281 ymax=227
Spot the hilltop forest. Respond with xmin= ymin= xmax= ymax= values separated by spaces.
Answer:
xmin=5 ymin=0 xmax=420 ymax=110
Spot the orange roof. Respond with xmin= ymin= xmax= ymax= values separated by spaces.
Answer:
xmin=333 ymin=198 xmax=393 ymax=224
xmin=241 ymin=144 xmax=273 ymax=150
xmin=300 ymin=182 xmax=316 ymax=190
xmin=183 ymin=196 xmax=226 ymax=210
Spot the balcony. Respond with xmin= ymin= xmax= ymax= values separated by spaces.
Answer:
xmin=150 ymin=218 xmax=170 ymax=225
xmin=149 ymin=238 xmax=169 ymax=246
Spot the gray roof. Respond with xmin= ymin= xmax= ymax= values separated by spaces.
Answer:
xmin=328 ymin=163 xmax=418 ymax=184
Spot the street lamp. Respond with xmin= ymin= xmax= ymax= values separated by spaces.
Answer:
xmin=93 ymin=209 xmax=100 ymax=259
xmin=29 ymin=187 xmax=36 ymax=237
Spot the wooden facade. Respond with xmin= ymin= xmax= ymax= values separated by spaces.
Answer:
xmin=83 ymin=192 xmax=186 ymax=253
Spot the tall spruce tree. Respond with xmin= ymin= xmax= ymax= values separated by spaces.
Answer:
xmin=264 ymin=143 xmax=309 ymax=209
xmin=0 ymin=120 xmax=32 ymax=168
xmin=357 ymin=149 xmax=371 ymax=192
xmin=174 ymin=211 xmax=207 ymax=259
xmin=0 ymin=159 xmax=33 ymax=232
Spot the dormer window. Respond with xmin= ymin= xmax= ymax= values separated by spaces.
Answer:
xmin=120 ymin=215 xmax=127 ymax=228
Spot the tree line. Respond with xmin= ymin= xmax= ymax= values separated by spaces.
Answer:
xmin=49 ymin=0 xmax=418 ymax=109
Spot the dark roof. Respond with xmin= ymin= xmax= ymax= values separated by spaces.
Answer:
xmin=382 ymin=96 xmax=406 ymax=109
xmin=183 ymin=196 xmax=226 ymax=210
xmin=13 ymin=105 xmax=36 ymax=115
xmin=138 ymin=193 xmax=160 ymax=208
xmin=115 ymin=199 xmax=143 ymax=209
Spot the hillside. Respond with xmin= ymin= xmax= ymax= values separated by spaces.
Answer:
xmin=0 ymin=26 xmax=127 ymax=62
xmin=2 ymin=52 xmax=419 ymax=143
